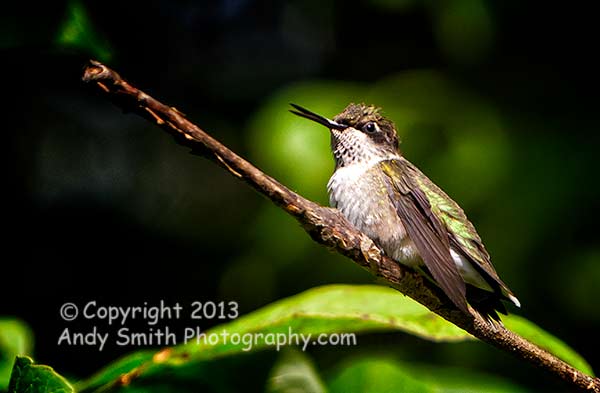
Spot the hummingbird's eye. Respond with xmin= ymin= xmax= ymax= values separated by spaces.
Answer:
xmin=363 ymin=122 xmax=378 ymax=133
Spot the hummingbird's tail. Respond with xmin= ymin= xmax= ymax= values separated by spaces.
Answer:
xmin=467 ymin=284 xmax=514 ymax=327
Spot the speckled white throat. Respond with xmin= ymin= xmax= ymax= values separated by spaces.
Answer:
xmin=330 ymin=128 xmax=391 ymax=168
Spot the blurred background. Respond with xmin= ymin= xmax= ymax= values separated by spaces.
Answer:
xmin=1 ymin=0 xmax=599 ymax=391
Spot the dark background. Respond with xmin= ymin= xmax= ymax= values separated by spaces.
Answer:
xmin=2 ymin=1 xmax=599 ymax=391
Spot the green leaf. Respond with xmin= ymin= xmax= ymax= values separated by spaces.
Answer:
xmin=0 ymin=318 xmax=34 ymax=390
xmin=328 ymin=357 xmax=434 ymax=393
xmin=76 ymin=350 xmax=155 ymax=391
xmin=8 ymin=356 xmax=74 ymax=393
xmin=78 ymin=285 xmax=592 ymax=391
xmin=413 ymin=363 xmax=530 ymax=393
xmin=78 ymin=285 xmax=469 ymax=391
xmin=80 ymin=352 xmax=278 ymax=393
xmin=503 ymin=314 xmax=594 ymax=376
xmin=328 ymin=357 xmax=528 ymax=393
xmin=267 ymin=349 xmax=326 ymax=393
xmin=181 ymin=284 xmax=470 ymax=358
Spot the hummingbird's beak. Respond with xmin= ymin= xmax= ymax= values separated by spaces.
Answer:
xmin=289 ymin=104 xmax=347 ymax=131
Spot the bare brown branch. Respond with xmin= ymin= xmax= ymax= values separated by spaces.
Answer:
xmin=82 ymin=60 xmax=599 ymax=392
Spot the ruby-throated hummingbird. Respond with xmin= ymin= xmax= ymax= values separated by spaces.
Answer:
xmin=290 ymin=103 xmax=520 ymax=322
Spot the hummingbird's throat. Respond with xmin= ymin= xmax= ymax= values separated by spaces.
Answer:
xmin=331 ymin=128 xmax=396 ymax=168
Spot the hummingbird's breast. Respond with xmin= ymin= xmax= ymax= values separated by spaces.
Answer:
xmin=327 ymin=161 xmax=420 ymax=266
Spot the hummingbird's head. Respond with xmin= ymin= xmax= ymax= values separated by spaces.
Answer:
xmin=290 ymin=103 xmax=399 ymax=168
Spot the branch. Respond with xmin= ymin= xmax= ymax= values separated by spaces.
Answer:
xmin=82 ymin=60 xmax=599 ymax=392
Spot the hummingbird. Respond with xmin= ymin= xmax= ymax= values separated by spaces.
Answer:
xmin=290 ymin=103 xmax=520 ymax=322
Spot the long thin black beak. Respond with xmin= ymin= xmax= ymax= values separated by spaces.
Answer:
xmin=289 ymin=104 xmax=347 ymax=131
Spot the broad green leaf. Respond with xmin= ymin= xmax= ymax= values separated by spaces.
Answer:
xmin=8 ymin=356 xmax=73 ymax=393
xmin=78 ymin=284 xmax=592 ymax=391
xmin=0 ymin=318 xmax=34 ymax=390
xmin=79 ymin=284 xmax=469 ymax=391
xmin=328 ymin=357 xmax=433 ymax=393
xmin=181 ymin=284 xmax=470 ymax=358
xmin=328 ymin=357 xmax=528 ymax=393
xmin=80 ymin=352 xmax=277 ymax=393
xmin=413 ymin=364 xmax=530 ymax=393
xmin=267 ymin=349 xmax=326 ymax=393
xmin=76 ymin=350 xmax=155 ymax=391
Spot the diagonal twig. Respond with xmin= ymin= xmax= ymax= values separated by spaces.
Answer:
xmin=82 ymin=60 xmax=599 ymax=392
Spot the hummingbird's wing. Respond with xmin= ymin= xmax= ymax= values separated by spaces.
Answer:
xmin=383 ymin=158 xmax=517 ymax=307
xmin=405 ymin=162 xmax=511 ymax=290
xmin=379 ymin=159 xmax=469 ymax=315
